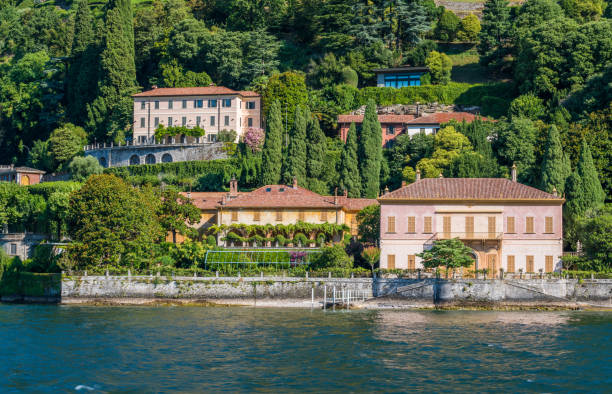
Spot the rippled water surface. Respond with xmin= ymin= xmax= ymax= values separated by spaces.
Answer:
xmin=0 ymin=305 xmax=610 ymax=393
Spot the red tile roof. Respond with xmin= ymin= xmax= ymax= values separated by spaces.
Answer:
xmin=343 ymin=198 xmax=379 ymax=211
xmin=338 ymin=114 xmax=416 ymax=124
xmin=182 ymin=192 xmax=243 ymax=210
xmin=132 ymin=86 xmax=260 ymax=98
xmin=406 ymin=112 xmax=487 ymax=125
xmin=380 ymin=178 xmax=563 ymax=201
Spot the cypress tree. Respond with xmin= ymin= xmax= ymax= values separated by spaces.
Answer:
xmin=565 ymin=170 xmax=587 ymax=219
xmin=306 ymin=116 xmax=326 ymax=181
xmin=283 ymin=105 xmax=308 ymax=185
xmin=359 ymin=99 xmax=382 ymax=198
xmin=261 ymin=100 xmax=283 ymax=185
xmin=540 ymin=125 xmax=571 ymax=194
xmin=576 ymin=139 xmax=605 ymax=209
xmin=338 ymin=123 xmax=362 ymax=198
xmin=66 ymin=0 xmax=98 ymax=125
xmin=86 ymin=0 xmax=137 ymax=142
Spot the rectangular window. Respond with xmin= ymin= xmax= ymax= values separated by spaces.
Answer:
xmin=222 ymin=98 xmax=232 ymax=107
xmin=298 ymin=211 xmax=305 ymax=221
xmin=194 ymin=99 xmax=203 ymax=108
xmin=208 ymin=134 xmax=217 ymax=142
xmin=545 ymin=255 xmax=553 ymax=272
xmin=208 ymin=99 xmax=217 ymax=108
xmin=246 ymin=101 xmax=256 ymax=109
xmin=182 ymin=116 xmax=187 ymax=126
xmin=507 ymin=255 xmax=515 ymax=273
xmin=443 ymin=216 xmax=451 ymax=238
xmin=407 ymin=255 xmax=416 ymax=270
xmin=465 ymin=216 xmax=474 ymax=238
xmin=387 ymin=126 xmax=394 ymax=135
xmin=276 ymin=211 xmax=283 ymax=222
xmin=140 ymin=117 xmax=145 ymax=128
xmin=424 ymin=216 xmax=432 ymax=233
xmin=320 ymin=211 xmax=328 ymax=222
xmin=167 ymin=117 xmax=173 ymax=126
xmin=247 ymin=117 xmax=253 ymax=127
xmin=182 ymin=100 xmax=187 ymax=109
xmin=224 ymin=116 xmax=230 ymax=126
xmin=407 ymin=216 xmax=415 ymax=233
xmin=545 ymin=217 xmax=553 ymax=233
xmin=196 ymin=116 xmax=201 ymax=126
xmin=387 ymin=216 xmax=396 ymax=233
xmin=154 ymin=101 xmax=159 ymax=109
xmin=253 ymin=211 xmax=260 ymax=221
xmin=210 ymin=116 xmax=215 ymax=126
xmin=10 ymin=243 xmax=17 ymax=255
xmin=140 ymin=101 xmax=146 ymax=110
xmin=507 ymin=216 xmax=515 ymax=233
xmin=526 ymin=217 xmax=534 ymax=233
xmin=168 ymin=100 xmax=173 ymax=109
xmin=526 ymin=256 xmax=534 ymax=273
xmin=231 ymin=211 xmax=238 ymax=222
xmin=154 ymin=117 xmax=159 ymax=126
xmin=420 ymin=128 xmax=425 ymax=133
xmin=488 ymin=216 xmax=496 ymax=238
xmin=387 ymin=255 xmax=395 ymax=269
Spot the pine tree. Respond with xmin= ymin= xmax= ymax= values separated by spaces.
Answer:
xmin=359 ymin=99 xmax=382 ymax=198
xmin=86 ymin=0 xmax=137 ymax=142
xmin=66 ymin=0 xmax=98 ymax=125
xmin=261 ymin=100 xmax=283 ymax=185
xmin=338 ymin=123 xmax=362 ymax=198
xmin=540 ymin=125 xmax=571 ymax=194
xmin=306 ymin=116 xmax=326 ymax=180
xmin=283 ymin=105 xmax=309 ymax=185
xmin=477 ymin=0 xmax=512 ymax=72
xmin=576 ymin=139 xmax=605 ymax=209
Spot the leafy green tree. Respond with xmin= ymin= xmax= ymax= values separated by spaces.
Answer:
xmin=67 ymin=174 xmax=162 ymax=269
xmin=358 ymin=100 xmax=382 ymax=198
xmin=417 ymin=238 xmax=474 ymax=273
xmin=46 ymin=191 xmax=71 ymax=241
xmin=425 ymin=50 xmax=452 ymax=85
xmin=493 ymin=117 xmax=538 ymax=183
xmin=261 ymin=72 xmax=308 ymax=131
xmin=576 ymin=139 xmax=605 ymax=208
xmin=417 ymin=126 xmax=472 ymax=177
xmin=68 ymin=156 xmax=104 ymax=182
xmin=560 ymin=0 xmax=606 ymax=22
xmin=261 ymin=100 xmax=283 ymax=185
xmin=457 ymin=13 xmax=481 ymax=42
xmin=478 ymin=0 xmax=513 ymax=73
xmin=540 ymin=125 xmax=571 ymax=194
xmin=338 ymin=123 xmax=361 ymax=198
xmin=357 ymin=204 xmax=380 ymax=246
xmin=508 ymin=93 xmax=545 ymax=120
xmin=26 ymin=140 xmax=54 ymax=173
xmin=159 ymin=60 xmax=212 ymax=88
xmin=309 ymin=243 xmax=353 ymax=269
xmin=283 ymin=105 xmax=308 ymax=185
xmin=576 ymin=205 xmax=612 ymax=271
xmin=306 ymin=116 xmax=326 ymax=180
xmin=48 ymin=124 xmax=88 ymax=170
xmin=158 ymin=189 xmax=201 ymax=243
xmin=447 ymin=151 xmax=500 ymax=178
xmin=240 ymin=28 xmax=281 ymax=86
xmin=435 ymin=10 xmax=460 ymax=41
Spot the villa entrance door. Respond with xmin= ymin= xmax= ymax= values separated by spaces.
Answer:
xmin=486 ymin=254 xmax=497 ymax=279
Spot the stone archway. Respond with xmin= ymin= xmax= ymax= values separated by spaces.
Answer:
xmin=129 ymin=155 xmax=140 ymax=165
xmin=161 ymin=153 xmax=173 ymax=163
xmin=145 ymin=154 xmax=156 ymax=164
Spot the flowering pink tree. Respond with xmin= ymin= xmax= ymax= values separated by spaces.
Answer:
xmin=243 ymin=127 xmax=265 ymax=152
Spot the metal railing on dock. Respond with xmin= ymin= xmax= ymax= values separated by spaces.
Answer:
xmin=322 ymin=286 xmax=372 ymax=309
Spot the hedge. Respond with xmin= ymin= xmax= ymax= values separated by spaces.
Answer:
xmin=0 ymin=272 xmax=61 ymax=297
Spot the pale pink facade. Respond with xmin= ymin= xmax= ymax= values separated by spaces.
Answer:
xmin=378 ymin=177 xmax=564 ymax=276
xmin=132 ymin=86 xmax=262 ymax=143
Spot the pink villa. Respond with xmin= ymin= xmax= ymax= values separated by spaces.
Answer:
xmin=132 ymin=85 xmax=262 ymax=143
xmin=378 ymin=169 xmax=564 ymax=277
xmin=338 ymin=112 xmax=486 ymax=148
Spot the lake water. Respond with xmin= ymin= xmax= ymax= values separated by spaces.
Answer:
xmin=0 ymin=305 xmax=610 ymax=393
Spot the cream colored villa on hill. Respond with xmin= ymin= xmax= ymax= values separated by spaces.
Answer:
xmin=132 ymin=86 xmax=262 ymax=143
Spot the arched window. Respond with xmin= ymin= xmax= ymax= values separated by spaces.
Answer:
xmin=20 ymin=175 xmax=30 ymax=185
xmin=99 ymin=157 xmax=107 ymax=167
xmin=161 ymin=153 xmax=173 ymax=163
xmin=129 ymin=155 xmax=140 ymax=166
xmin=145 ymin=154 xmax=156 ymax=164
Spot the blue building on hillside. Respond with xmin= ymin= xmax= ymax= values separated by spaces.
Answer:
xmin=373 ymin=66 xmax=429 ymax=88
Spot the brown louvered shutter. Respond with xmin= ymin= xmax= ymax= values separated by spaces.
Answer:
xmin=253 ymin=211 xmax=260 ymax=221
xmin=545 ymin=217 xmax=553 ymax=233
xmin=488 ymin=217 xmax=496 ymax=238
xmin=507 ymin=216 xmax=515 ymax=233
xmin=387 ymin=255 xmax=395 ymax=269
xmin=276 ymin=210 xmax=283 ymax=221
xmin=443 ymin=216 xmax=451 ymax=238
xmin=507 ymin=255 xmax=515 ymax=273
xmin=407 ymin=255 xmax=416 ymax=270
xmin=387 ymin=216 xmax=396 ymax=233
xmin=526 ymin=217 xmax=534 ymax=233
xmin=298 ymin=211 xmax=305 ymax=221
xmin=545 ymin=256 xmax=553 ymax=272
xmin=465 ymin=216 xmax=474 ymax=238
xmin=320 ymin=211 xmax=328 ymax=222
xmin=231 ymin=211 xmax=238 ymax=222
xmin=526 ymin=256 xmax=534 ymax=272
xmin=407 ymin=216 xmax=416 ymax=233
xmin=424 ymin=216 xmax=432 ymax=233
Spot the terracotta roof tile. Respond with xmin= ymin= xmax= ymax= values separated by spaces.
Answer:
xmin=181 ymin=192 xmax=244 ymax=210
xmin=338 ymin=114 xmax=416 ymax=124
xmin=406 ymin=112 xmax=487 ymax=125
xmin=343 ymin=198 xmax=379 ymax=211
xmin=380 ymin=178 xmax=563 ymax=201
xmin=132 ymin=86 xmax=259 ymax=97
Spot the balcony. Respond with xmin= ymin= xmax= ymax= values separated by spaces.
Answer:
xmin=434 ymin=232 xmax=503 ymax=241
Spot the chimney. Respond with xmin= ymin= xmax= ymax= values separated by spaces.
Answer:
xmin=292 ymin=177 xmax=298 ymax=189
xmin=438 ymin=173 xmax=443 ymax=178
xmin=416 ymin=169 xmax=421 ymax=181
xmin=222 ymin=195 xmax=226 ymax=205
xmin=401 ymin=180 xmax=406 ymax=188
xmin=511 ymin=163 xmax=517 ymax=182
xmin=552 ymin=187 xmax=558 ymax=197
xmin=187 ymin=191 xmax=192 ymax=199
xmin=384 ymin=186 xmax=389 ymax=195
xmin=151 ymin=85 xmax=158 ymax=89
xmin=229 ymin=176 xmax=238 ymax=197
xmin=334 ymin=187 xmax=338 ymax=205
